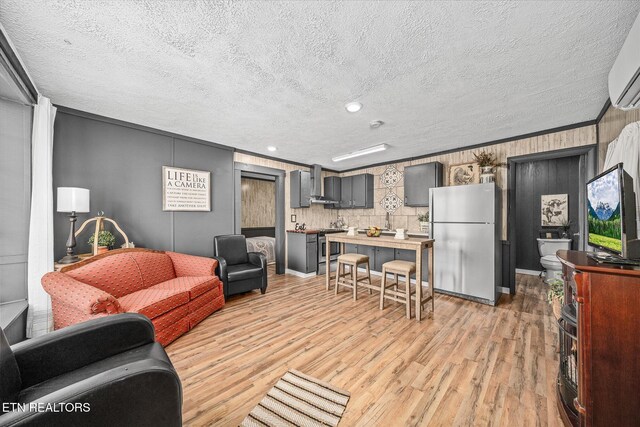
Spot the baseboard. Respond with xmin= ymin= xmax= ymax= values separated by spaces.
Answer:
xmin=285 ymin=269 xmax=317 ymax=279
xmin=515 ymin=268 xmax=542 ymax=276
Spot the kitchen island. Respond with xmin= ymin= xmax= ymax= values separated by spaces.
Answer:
xmin=325 ymin=233 xmax=434 ymax=321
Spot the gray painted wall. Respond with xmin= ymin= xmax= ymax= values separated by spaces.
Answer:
xmin=0 ymin=97 xmax=31 ymax=304
xmin=53 ymin=111 xmax=234 ymax=259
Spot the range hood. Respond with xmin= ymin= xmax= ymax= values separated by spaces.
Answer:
xmin=309 ymin=164 xmax=339 ymax=204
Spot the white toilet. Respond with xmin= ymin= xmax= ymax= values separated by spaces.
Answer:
xmin=537 ymin=238 xmax=572 ymax=280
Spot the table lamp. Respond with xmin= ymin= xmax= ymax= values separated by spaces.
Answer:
xmin=57 ymin=187 xmax=90 ymax=264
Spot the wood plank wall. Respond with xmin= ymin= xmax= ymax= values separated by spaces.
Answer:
xmin=338 ymin=125 xmax=597 ymax=239
xmin=234 ymin=153 xmax=339 ymax=230
xmin=597 ymin=105 xmax=640 ymax=170
xmin=234 ymin=153 xmax=339 ymax=268
xmin=241 ymin=177 xmax=276 ymax=228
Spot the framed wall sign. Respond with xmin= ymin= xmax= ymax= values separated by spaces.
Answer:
xmin=162 ymin=166 xmax=211 ymax=211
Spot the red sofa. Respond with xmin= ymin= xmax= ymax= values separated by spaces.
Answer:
xmin=42 ymin=248 xmax=224 ymax=346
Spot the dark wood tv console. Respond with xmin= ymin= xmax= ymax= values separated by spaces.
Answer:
xmin=557 ymin=250 xmax=640 ymax=427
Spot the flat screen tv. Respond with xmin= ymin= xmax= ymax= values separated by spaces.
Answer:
xmin=586 ymin=163 xmax=639 ymax=260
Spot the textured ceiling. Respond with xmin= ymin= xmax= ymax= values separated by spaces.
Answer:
xmin=2 ymin=1 xmax=639 ymax=170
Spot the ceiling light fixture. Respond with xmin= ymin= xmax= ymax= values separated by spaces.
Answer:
xmin=344 ymin=101 xmax=362 ymax=113
xmin=267 ymin=146 xmax=277 ymax=152
xmin=369 ymin=120 xmax=384 ymax=129
xmin=332 ymin=143 xmax=388 ymax=162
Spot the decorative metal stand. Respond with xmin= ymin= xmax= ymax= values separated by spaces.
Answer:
xmin=75 ymin=215 xmax=131 ymax=255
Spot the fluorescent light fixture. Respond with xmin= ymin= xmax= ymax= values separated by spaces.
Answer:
xmin=267 ymin=146 xmax=277 ymax=152
xmin=332 ymin=143 xmax=388 ymax=162
xmin=345 ymin=101 xmax=362 ymax=113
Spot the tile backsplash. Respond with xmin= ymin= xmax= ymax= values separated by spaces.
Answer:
xmin=338 ymin=162 xmax=427 ymax=232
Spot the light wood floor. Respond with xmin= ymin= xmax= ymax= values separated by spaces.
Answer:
xmin=166 ymin=269 xmax=562 ymax=426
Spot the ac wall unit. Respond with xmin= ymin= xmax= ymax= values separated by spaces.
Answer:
xmin=609 ymin=12 xmax=640 ymax=110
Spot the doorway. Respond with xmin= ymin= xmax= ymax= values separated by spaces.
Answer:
xmin=507 ymin=145 xmax=597 ymax=293
xmin=234 ymin=163 xmax=286 ymax=274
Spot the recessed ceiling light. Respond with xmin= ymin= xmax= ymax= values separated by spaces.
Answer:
xmin=332 ymin=144 xmax=388 ymax=162
xmin=345 ymin=101 xmax=362 ymax=113
xmin=267 ymin=146 xmax=277 ymax=152
xmin=370 ymin=120 xmax=384 ymax=129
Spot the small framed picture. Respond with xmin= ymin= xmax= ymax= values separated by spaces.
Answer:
xmin=291 ymin=214 xmax=297 ymax=223
xmin=541 ymin=194 xmax=568 ymax=226
xmin=448 ymin=162 xmax=480 ymax=186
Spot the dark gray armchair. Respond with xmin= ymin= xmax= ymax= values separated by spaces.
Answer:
xmin=213 ymin=234 xmax=268 ymax=298
xmin=0 ymin=314 xmax=182 ymax=426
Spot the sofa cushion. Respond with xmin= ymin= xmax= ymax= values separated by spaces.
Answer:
xmin=155 ymin=318 xmax=190 ymax=347
xmin=188 ymin=290 xmax=224 ymax=328
xmin=130 ymin=252 xmax=176 ymax=288
xmin=119 ymin=286 xmax=189 ymax=320
xmin=66 ymin=253 xmax=144 ymax=298
xmin=227 ymin=263 xmax=264 ymax=281
xmin=152 ymin=276 xmax=218 ymax=300
xmin=151 ymin=305 xmax=190 ymax=347
xmin=150 ymin=304 xmax=190 ymax=333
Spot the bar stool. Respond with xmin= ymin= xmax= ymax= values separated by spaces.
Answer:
xmin=380 ymin=260 xmax=416 ymax=319
xmin=335 ymin=253 xmax=372 ymax=300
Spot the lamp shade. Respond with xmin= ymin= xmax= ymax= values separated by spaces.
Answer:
xmin=57 ymin=187 xmax=90 ymax=213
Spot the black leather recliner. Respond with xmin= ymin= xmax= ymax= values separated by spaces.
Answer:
xmin=0 ymin=314 xmax=182 ymax=427
xmin=213 ymin=234 xmax=268 ymax=298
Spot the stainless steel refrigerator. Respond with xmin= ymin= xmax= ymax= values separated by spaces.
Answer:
xmin=429 ymin=183 xmax=502 ymax=305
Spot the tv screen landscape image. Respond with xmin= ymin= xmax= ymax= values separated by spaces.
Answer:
xmin=587 ymin=167 xmax=623 ymax=254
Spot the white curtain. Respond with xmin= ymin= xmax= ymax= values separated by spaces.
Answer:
xmin=603 ymin=120 xmax=640 ymax=237
xmin=26 ymin=95 xmax=56 ymax=338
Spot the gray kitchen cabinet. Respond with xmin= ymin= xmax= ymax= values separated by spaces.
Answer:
xmin=351 ymin=174 xmax=374 ymax=208
xmin=323 ymin=176 xmax=341 ymax=209
xmin=340 ymin=176 xmax=352 ymax=209
xmin=339 ymin=173 xmax=373 ymax=209
xmin=345 ymin=244 xmax=358 ymax=253
xmin=395 ymin=249 xmax=430 ymax=282
xmin=403 ymin=162 xmax=443 ymax=207
xmin=340 ymin=242 xmax=429 ymax=283
xmin=306 ymin=241 xmax=318 ymax=273
xmin=287 ymin=232 xmax=317 ymax=273
xmin=357 ymin=245 xmax=376 ymax=266
xmin=374 ymin=247 xmax=395 ymax=272
xmin=290 ymin=170 xmax=310 ymax=208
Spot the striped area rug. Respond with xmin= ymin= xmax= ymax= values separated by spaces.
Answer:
xmin=241 ymin=370 xmax=351 ymax=427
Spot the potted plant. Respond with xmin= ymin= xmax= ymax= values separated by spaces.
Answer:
xmin=418 ymin=212 xmax=429 ymax=232
xmin=473 ymin=150 xmax=499 ymax=183
xmin=547 ymin=278 xmax=564 ymax=320
xmin=88 ymin=231 xmax=116 ymax=254
xmin=560 ymin=219 xmax=572 ymax=239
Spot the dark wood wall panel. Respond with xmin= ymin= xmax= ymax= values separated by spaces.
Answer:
xmin=515 ymin=156 xmax=580 ymax=270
